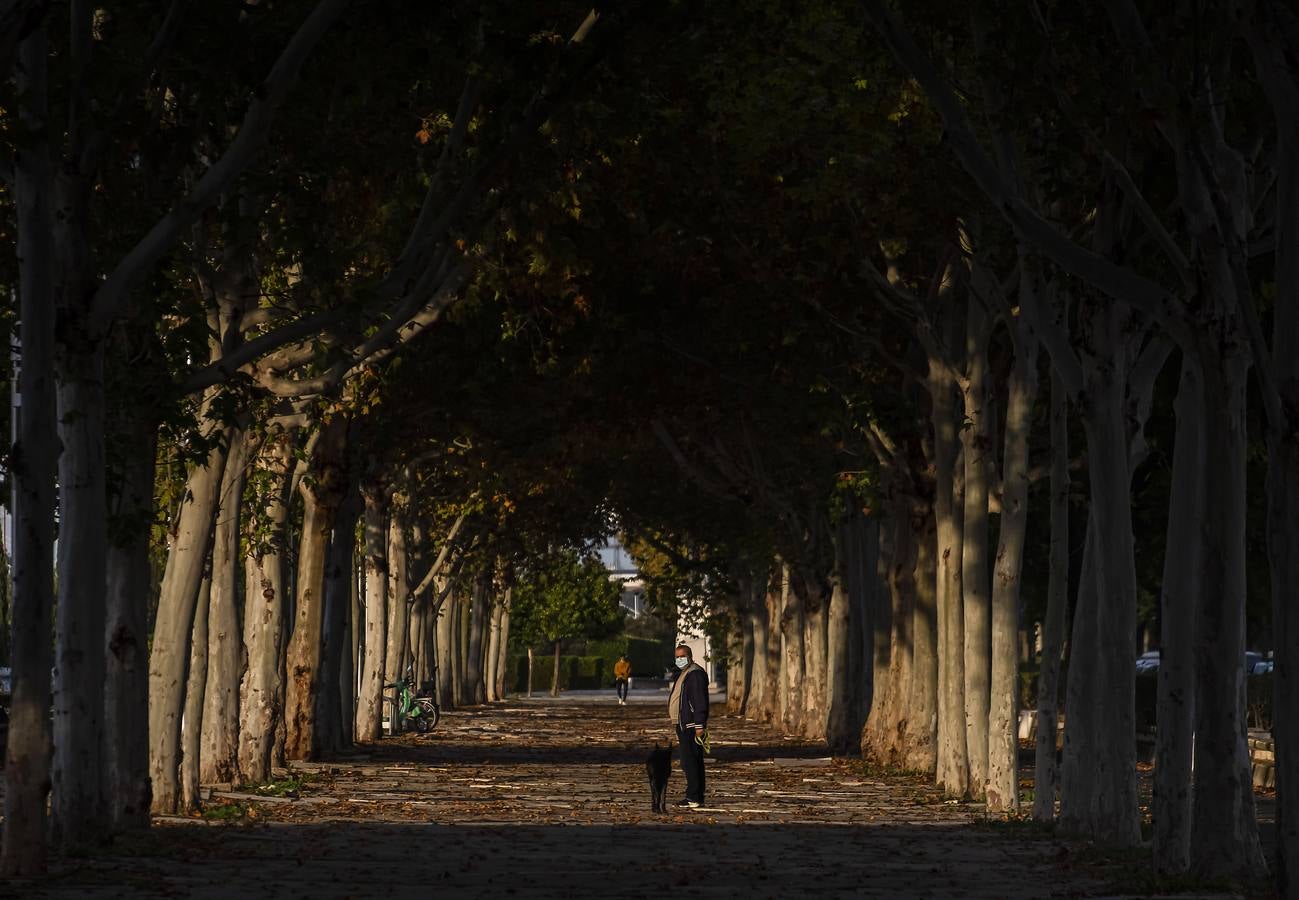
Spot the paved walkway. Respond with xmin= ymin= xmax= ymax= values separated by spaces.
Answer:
xmin=7 ymin=698 xmax=1257 ymax=899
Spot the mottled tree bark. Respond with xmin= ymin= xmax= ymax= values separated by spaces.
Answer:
xmin=1033 ymin=370 xmax=1069 ymax=823
xmin=199 ymin=430 xmax=250 ymax=786
xmin=1152 ymin=358 xmax=1202 ymax=868
xmin=355 ymin=484 xmax=388 ymax=742
xmin=180 ymin=579 xmax=211 ymax=812
xmin=237 ymin=435 xmax=295 ymax=782
xmin=3 ymin=25 xmax=57 ymax=872
xmin=284 ymin=417 xmax=349 ymax=760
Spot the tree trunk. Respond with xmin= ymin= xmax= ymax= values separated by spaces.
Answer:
xmin=1152 ymin=356 xmax=1202 ymax=868
xmin=931 ymin=363 xmax=969 ymax=797
xmin=384 ymin=500 xmax=410 ymax=712
xmin=317 ymin=479 xmax=360 ymax=754
xmin=467 ymin=569 xmax=490 ymax=705
xmin=237 ymin=435 xmax=294 ymax=783
xmin=1033 ymin=369 xmax=1069 ymax=823
xmin=180 ymin=578 xmax=211 ymax=812
xmin=104 ymin=410 xmax=157 ymax=829
xmin=527 ymin=646 xmax=535 ymax=698
xmin=495 ymin=598 xmax=511 ymax=700
xmin=746 ymin=575 xmax=773 ymax=722
xmin=864 ymin=498 xmax=916 ymax=766
xmin=199 ymin=429 xmax=249 ymax=786
xmin=986 ymin=317 xmax=1039 ymax=813
xmin=906 ymin=504 xmax=939 ymax=774
xmin=284 ymin=418 xmax=349 ymax=760
xmin=961 ymin=300 xmax=993 ymax=799
xmin=1248 ymin=21 xmax=1299 ymax=889
xmin=437 ymin=586 xmax=456 ymax=706
xmin=148 ymin=428 xmax=230 ymax=813
xmin=1060 ymin=367 xmax=1140 ymax=847
xmin=458 ymin=591 xmax=473 ymax=703
xmin=355 ymin=484 xmax=388 ymax=742
xmin=485 ymin=594 xmax=503 ymax=703
xmin=825 ymin=536 xmax=858 ymax=755
xmin=1190 ymin=349 xmax=1265 ymax=876
xmin=779 ymin=564 xmax=806 ymax=735
xmin=852 ymin=520 xmax=877 ymax=733
xmin=551 ymin=639 xmax=562 ymax=697
xmin=801 ymin=572 xmax=829 ymax=740
xmin=727 ymin=612 xmax=749 ymax=716
xmin=3 ymin=26 xmax=58 ymax=872
xmin=51 ymin=340 xmax=109 ymax=849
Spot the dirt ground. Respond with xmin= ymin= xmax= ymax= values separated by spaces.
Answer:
xmin=2 ymin=695 xmax=1267 ymax=899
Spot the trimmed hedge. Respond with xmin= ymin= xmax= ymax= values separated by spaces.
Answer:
xmin=584 ymin=635 xmax=674 ymax=678
xmin=508 ymin=654 xmax=608 ymax=693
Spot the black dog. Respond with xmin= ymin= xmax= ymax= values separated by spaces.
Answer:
xmin=646 ymin=742 xmax=673 ymax=813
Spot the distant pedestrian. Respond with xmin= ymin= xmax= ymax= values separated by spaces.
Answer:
xmin=667 ymin=644 xmax=709 ymax=808
xmin=614 ymin=655 xmax=632 ymax=705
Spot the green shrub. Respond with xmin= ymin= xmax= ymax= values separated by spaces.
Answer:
xmin=1247 ymin=672 xmax=1272 ymax=730
xmin=509 ymin=654 xmax=608 ymax=693
xmin=581 ymin=634 xmax=674 ymax=679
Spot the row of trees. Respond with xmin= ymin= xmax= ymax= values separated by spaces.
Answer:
xmin=1 ymin=0 xmax=1293 ymax=894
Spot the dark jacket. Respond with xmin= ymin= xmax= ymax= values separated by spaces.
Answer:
xmin=677 ymin=664 xmax=709 ymax=729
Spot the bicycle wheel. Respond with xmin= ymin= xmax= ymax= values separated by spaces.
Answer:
xmin=418 ymin=698 xmax=440 ymax=730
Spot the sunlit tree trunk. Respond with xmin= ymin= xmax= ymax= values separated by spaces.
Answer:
xmin=180 ymin=578 xmax=212 ymax=812
xmin=727 ymin=612 xmax=748 ymax=716
xmin=864 ymin=497 xmax=916 ymax=766
xmin=485 ymin=589 xmax=503 ymax=703
xmin=384 ymin=498 xmax=411 ymax=710
xmin=149 ymin=427 xmax=230 ymax=813
xmin=745 ymin=572 xmax=773 ymax=722
xmin=199 ymin=429 xmax=250 ymax=785
xmin=237 ymin=435 xmax=294 ymax=782
xmin=437 ymin=585 xmax=457 ymax=706
xmin=930 ymin=362 xmax=968 ymax=796
xmin=284 ymin=417 xmax=349 ymax=760
xmin=494 ymin=595 xmax=512 ymax=700
xmin=779 ymin=564 xmax=806 ymax=735
xmin=801 ymin=571 xmax=830 ymax=740
xmin=355 ymin=483 xmax=388 ymax=742
xmin=987 ymin=303 xmax=1039 ymax=812
xmin=960 ymin=299 xmax=993 ymax=799
xmin=906 ymin=504 xmax=939 ymax=774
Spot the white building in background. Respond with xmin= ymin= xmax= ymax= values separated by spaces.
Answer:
xmin=597 ymin=535 xmax=645 ymax=618
xmin=597 ymin=535 xmax=718 ymax=689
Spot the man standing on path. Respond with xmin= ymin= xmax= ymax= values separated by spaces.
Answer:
xmin=668 ymin=644 xmax=709 ymax=808
xmin=614 ymin=655 xmax=632 ymax=705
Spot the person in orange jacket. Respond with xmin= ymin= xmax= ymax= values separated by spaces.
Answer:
xmin=613 ymin=656 xmax=632 ymax=705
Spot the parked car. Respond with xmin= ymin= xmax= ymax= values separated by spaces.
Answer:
xmin=1135 ymin=650 xmax=1271 ymax=674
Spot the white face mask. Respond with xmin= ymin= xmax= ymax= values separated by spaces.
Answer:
xmin=674 ymin=657 xmax=689 ymax=669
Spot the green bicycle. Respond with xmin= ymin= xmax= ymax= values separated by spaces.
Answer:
xmin=385 ymin=672 xmax=440 ymax=734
